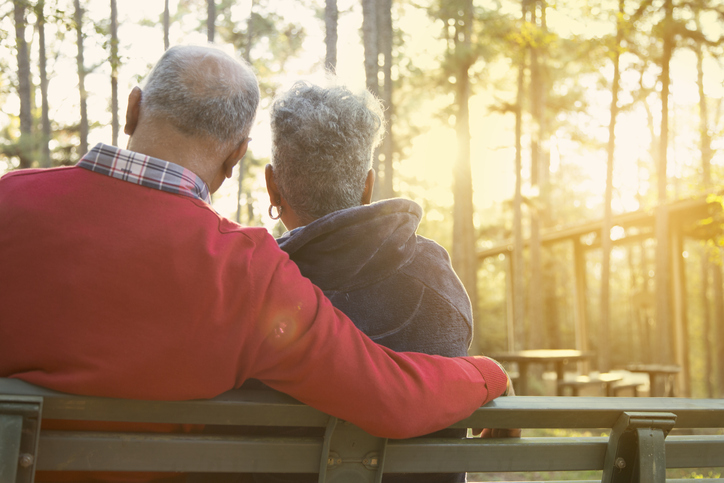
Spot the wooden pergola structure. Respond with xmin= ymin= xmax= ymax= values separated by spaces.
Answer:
xmin=477 ymin=195 xmax=722 ymax=397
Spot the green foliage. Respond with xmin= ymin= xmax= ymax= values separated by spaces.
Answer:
xmin=681 ymin=470 xmax=723 ymax=479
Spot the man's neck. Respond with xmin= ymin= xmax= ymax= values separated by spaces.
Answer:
xmin=127 ymin=129 xmax=219 ymax=189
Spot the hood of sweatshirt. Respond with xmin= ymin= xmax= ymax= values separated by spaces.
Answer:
xmin=277 ymin=198 xmax=422 ymax=292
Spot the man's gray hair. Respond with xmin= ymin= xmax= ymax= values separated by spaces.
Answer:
xmin=271 ymin=81 xmax=384 ymax=221
xmin=142 ymin=45 xmax=259 ymax=144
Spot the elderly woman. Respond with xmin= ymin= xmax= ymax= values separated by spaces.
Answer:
xmin=197 ymin=83 xmax=513 ymax=483
xmin=263 ymin=83 xmax=470 ymax=483
xmin=265 ymin=81 xmax=472 ymax=362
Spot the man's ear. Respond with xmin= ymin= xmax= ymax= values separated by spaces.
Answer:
xmin=222 ymin=138 xmax=250 ymax=179
xmin=265 ymin=164 xmax=281 ymax=204
xmin=124 ymin=87 xmax=142 ymax=136
xmin=362 ymin=169 xmax=375 ymax=205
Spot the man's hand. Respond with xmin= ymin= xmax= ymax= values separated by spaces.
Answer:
xmin=505 ymin=373 xmax=516 ymax=396
xmin=472 ymin=371 xmax=521 ymax=438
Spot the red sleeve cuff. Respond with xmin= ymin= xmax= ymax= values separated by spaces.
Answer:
xmin=463 ymin=356 xmax=509 ymax=404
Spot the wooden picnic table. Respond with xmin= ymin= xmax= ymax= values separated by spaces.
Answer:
xmin=626 ymin=363 xmax=681 ymax=397
xmin=487 ymin=349 xmax=594 ymax=396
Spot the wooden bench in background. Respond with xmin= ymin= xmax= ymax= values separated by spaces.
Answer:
xmin=627 ymin=364 xmax=682 ymax=397
xmin=558 ymin=373 xmax=624 ymax=397
xmin=1 ymin=378 xmax=723 ymax=483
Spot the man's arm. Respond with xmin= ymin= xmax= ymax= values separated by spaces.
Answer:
xmin=242 ymin=238 xmax=508 ymax=439
xmin=473 ymin=376 xmax=522 ymax=438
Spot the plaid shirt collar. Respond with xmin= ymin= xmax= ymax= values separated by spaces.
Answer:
xmin=77 ymin=143 xmax=212 ymax=204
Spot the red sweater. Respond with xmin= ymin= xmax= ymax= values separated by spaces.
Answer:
xmin=0 ymin=165 xmax=506 ymax=438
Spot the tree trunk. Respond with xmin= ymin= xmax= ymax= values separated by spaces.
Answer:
xmin=361 ymin=0 xmax=379 ymax=96
xmin=635 ymin=158 xmax=653 ymax=363
xmin=111 ymin=0 xmax=119 ymax=146
xmin=362 ymin=0 xmax=380 ymax=199
xmin=627 ymin=246 xmax=638 ymax=361
xmin=74 ymin=0 xmax=89 ymax=156
xmin=37 ymin=0 xmax=51 ymax=168
xmin=243 ymin=1 xmax=254 ymax=64
xmin=207 ymin=0 xmax=215 ymax=43
xmin=163 ymin=0 xmax=170 ymax=50
xmin=236 ymin=156 xmax=246 ymax=224
xmin=236 ymin=1 xmax=254 ymax=225
xmin=538 ymin=4 xmax=549 ymax=202
xmin=378 ymin=0 xmax=394 ymax=199
xmin=600 ymin=0 xmax=623 ymax=373
xmin=325 ymin=0 xmax=338 ymax=73
xmin=537 ymin=4 xmax=558 ymax=350
xmin=246 ymin=187 xmax=254 ymax=225
xmin=512 ymin=0 xmax=527 ymax=351
xmin=528 ymin=0 xmax=544 ymax=350
xmin=696 ymin=20 xmax=712 ymax=188
xmin=14 ymin=0 xmax=33 ymax=169
xmin=451 ymin=0 xmax=478 ymax=348
xmin=694 ymin=13 xmax=713 ymax=397
xmin=654 ymin=0 xmax=673 ymax=365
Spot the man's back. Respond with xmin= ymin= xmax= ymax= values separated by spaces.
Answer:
xmin=0 ymin=165 xmax=274 ymax=399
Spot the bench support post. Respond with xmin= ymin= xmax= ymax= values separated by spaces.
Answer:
xmin=318 ymin=417 xmax=387 ymax=483
xmin=601 ymin=411 xmax=676 ymax=483
xmin=0 ymin=396 xmax=42 ymax=483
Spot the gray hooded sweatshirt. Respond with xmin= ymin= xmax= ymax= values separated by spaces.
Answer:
xmin=277 ymin=198 xmax=472 ymax=358
xmin=275 ymin=198 xmax=472 ymax=483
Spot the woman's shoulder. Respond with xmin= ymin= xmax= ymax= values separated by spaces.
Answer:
xmin=399 ymin=236 xmax=471 ymax=311
xmin=405 ymin=235 xmax=454 ymax=270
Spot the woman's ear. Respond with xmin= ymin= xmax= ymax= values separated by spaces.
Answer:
xmin=265 ymin=164 xmax=281 ymax=204
xmin=362 ymin=169 xmax=375 ymax=205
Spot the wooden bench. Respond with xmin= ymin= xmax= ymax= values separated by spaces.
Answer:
xmin=558 ymin=373 xmax=624 ymax=397
xmin=611 ymin=380 xmax=645 ymax=397
xmin=2 ymin=378 xmax=724 ymax=483
xmin=627 ymin=364 xmax=681 ymax=397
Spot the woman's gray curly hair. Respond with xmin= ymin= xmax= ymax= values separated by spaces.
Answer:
xmin=271 ymin=81 xmax=385 ymax=221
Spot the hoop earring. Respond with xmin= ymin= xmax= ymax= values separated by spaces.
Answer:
xmin=268 ymin=204 xmax=283 ymax=220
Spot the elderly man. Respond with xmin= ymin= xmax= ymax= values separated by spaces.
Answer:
xmin=0 ymin=46 xmax=508 ymax=451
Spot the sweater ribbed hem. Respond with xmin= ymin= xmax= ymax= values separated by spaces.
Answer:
xmin=464 ymin=356 xmax=509 ymax=403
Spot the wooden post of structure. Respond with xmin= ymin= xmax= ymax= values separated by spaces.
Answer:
xmin=506 ymin=252 xmax=516 ymax=352
xmin=671 ymin=225 xmax=690 ymax=396
xmin=655 ymin=204 xmax=672 ymax=365
xmin=573 ymin=238 xmax=589 ymax=373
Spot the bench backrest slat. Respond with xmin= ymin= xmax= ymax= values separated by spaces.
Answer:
xmin=461 ymin=397 xmax=724 ymax=429
xmin=37 ymin=431 xmax=322 ymax=473
xmin=3 ymin=378 xmax=724 ymax=483
xmin=34 ymin=433 xmax=724 ymax=473
xmin=0 ymin=379 xmax=329 ymax=427
xmin=4 ymin=379 xmax=722 ymax=429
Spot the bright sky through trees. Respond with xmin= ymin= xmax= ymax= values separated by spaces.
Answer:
xmin=1 ymin=0 xmax=723 ymax=224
